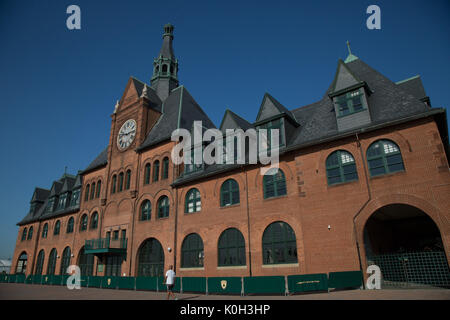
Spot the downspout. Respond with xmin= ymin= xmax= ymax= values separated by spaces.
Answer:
xmin=173 ymin=160 xmax=179 ymax=272
xmin=353 ymin=132 xmax=371 ymax=289
xmin=244 ymin=168 xmax=252 ymax=277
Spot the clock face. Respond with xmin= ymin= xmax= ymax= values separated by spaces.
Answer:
xmin=117 ymin=119 xmax=137 ymax=150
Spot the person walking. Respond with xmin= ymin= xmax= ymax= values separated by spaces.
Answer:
xmin=164 ymin=265 xmax=177 ymax=300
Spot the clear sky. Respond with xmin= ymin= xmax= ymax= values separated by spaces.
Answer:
xmin=0 ymin=0 xmax=449 ymax=260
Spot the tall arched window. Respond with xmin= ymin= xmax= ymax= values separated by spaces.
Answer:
xmin=21 ymin=228 xmax=27 ymax=241
xmin=27 ymin=226 xmax=33 ymax=240
xmin=60 ymin=247 xmax=71 ymax=275
xmin=90 ymin=212 xmax=98 ymax=229
xmin=162 ymin=157 xmax=169 ymax=180
xmin=96 ymin=180 xmax=102 ymax=198
xmin=367 ymin=139 xmax=405 ymax=176
xmin=218 ymin=228 xmax=246 ymax=267
xmin=162 ymin=64 xmax=168 ymax=74
xmin=125 ymin=170 xmax=131 ymax=190
xmin=185 ymin=188 xmax=201 ymax=213
xmin=326 ymin=150 xmax=358 ymax=185
xmin=16 ymin=252 xmax=27 ymax=274
xmin=42 ymin=223 xmax=48 ymax=239
xmin=84 ymin=184 xmax=90 ymax=201
xmin=111 ymin=175 xmax=117 ymax=194
xmin=118 ymin=172 xmax=124 ymax=192
xmin=263 ymin=168 xmax=287 ymax=199
xmin=90 ymin=182 xmax=96 ymax=200
xmin=35 ymin=250 xmax=45 ymax=275
xmin=220 ymin=179 xmax=240 ymax=206
xmin=153 ymin=160 xmax=160 ymax=182
xmin=262 ymin=221 xmax=297 ymax=265
xmin=67 ymin=217 xmax=74 ymax=233
xmin=78 ymin=247 xmax=94 ymax=276
xmin=47 ymin=248 xmax=57 ymax=275
xmin=181 ymin=233 xmax=204 ymax=268
xmin=80 ymin=214 xmax=88 ymax=231
xmin=144 ymin=163 xmax=151 ymax=185
xmin=54 ymin=220 xmax=61 ymax=235
xmin=157 ymin=196 xmax=169 ymax=218
xmin=140 ymin=200 xmax=151 ymax=221
xmin=137 ymin=238 xmax=164 ymax=277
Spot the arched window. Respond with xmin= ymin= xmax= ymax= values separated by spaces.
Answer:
xmin=78 ymin=247 xmax=94 ymax=276
xmin=263 ymin=168 xmax=287 ymax=199
xmin=185 ymin=188 xmax=201 ymax=213
xmin=220 ymin=179 xmax=240 ymax=206
xmin=80 ymin=214 xmax=88 ymax=231
xmin=35 ymin=250 xmax=45 ymax=275
xmin=111 ymin=175 xmax=117 ymax=194
xmin=60 ymin=247 xmax=71 ymax=275
xmin=118 ymin=172 xmax=124 ymax=192
xmin=54 ymin=220 xmax=61 ymax=235
xmin=125 ymin=170 xmax=131 ymax=190
xmin=27 ymin=226 xmax=33 ymax=240
xmin=90 ymin=182 xmax=96 ymax=200
xmin=162 ymin=64 xmax=168 ymax=74
xmin=47 ymin=248 xmax=57 ymax=275
xmin=218 ymin=228 xmax=246 ymax=267
xmin=367 ymin=139 xmax=405 ymax=176
xmin=157 ymin=196 xmax=169 ymax=218
xmin=67 ymin=217 xmax=74 ymax=233
xmin=326 ymin=150 xmax=358 ymax=185
xmin=96 ymin=180 xmax=102 ymax=198
xmin=84 ymin=184 xmax=90 ymax=201
xmin=140 ymin=200 xmax=151 ymax=221
xmin=162 ymin=157 xmax=169 ymax=180
xmin=153 ymin=160 xmax=160 ymax=182
xmin=144 ymin=163 xmax=151 ymax=185
xmin=21 ymin=228 xmax=27 ymax=241
xmin=42 ymin=223 xmax=48 ymax=239
xmin=262 ymin=221 xmax=297 ymax=265
xmin=181 ymin=233 xmax=204 ymax=268
xmin=137 ymin=238 xmax=164 ymax=277
xmin=90 ymin=212 xmax=98 ymax=229
xmin=16 ymin=252 xmax=27 ymax=274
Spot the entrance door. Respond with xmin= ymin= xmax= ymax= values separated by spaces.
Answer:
xmin=105 ymin=255 xmax=122 ymax=277
xmin=364 ymin=204 xmax=450 ymax=288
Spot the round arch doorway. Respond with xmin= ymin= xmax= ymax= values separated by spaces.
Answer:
xmin=137 ymin=238 xmax=165 ymax=277
xmin=364 ymin=204 xmax=449 ymax=288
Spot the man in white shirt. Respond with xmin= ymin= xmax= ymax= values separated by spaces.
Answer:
xmin=164 ymin=265 xmax=177 ymax=300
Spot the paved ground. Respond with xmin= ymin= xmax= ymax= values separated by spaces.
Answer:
xmin=0 ymin=283 xmax=449 ymax=300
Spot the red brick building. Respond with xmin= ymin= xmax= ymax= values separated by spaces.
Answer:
xmin=12 ymin=24 xmax=450 ymax=287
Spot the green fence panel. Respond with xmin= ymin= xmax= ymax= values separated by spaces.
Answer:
xmin=158 ymin=276 xmax=181 ymax=292
xmin=208 ymin=277 xmax=242 ymax=294
xmin=8 ymin=275 xmax=17 ymax=283
xmin=102 ymin=276 xmax=118 ymax=289
xmin=243 ymin=276 xmax=286 ymax=295
xmin=62 ymin=275 xmax=71 ymax=287
xmin=135 ymin=277 xmax=158 ymax=291
xmin=181 ymin=277 xmax=206 ymax=293
xmin=117 ymin=277 xmax=135 ymax=290
xmin=328 ymin=271 xmax=363 ymax=290
xmin=287 ymin=273 xmax=328 ymax=293
xmin=88 ymin=276 xmax=102 ymax=288
xmin=25 ymin=275 xmax=33 ymax=284
xmin=32 ymin=275 xmax=43 ymax=285
xmin=51 ymin=275 xmax=62 ymax=285
xmin=41 ymin=275 xmax=52 ymax=285
xmin=15 ymin=274 xmax=25 ymax=283
xmin=0 ymin=274 xmax=5 ymax=283
xmin=80 ymin=276 xmax=89 ymax=287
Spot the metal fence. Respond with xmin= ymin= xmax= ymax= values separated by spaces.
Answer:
xmin=367 ymin=251 xmax=450 ymax=288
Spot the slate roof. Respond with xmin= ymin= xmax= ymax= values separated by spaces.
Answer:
xmin=219 ymin=109 xmax=253 ymax=132
xmin=396 ymin=75 xmax=427 ymax=101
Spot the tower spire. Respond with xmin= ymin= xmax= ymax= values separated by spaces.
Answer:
xmin=151 ymin=23 xmax=179 ymax=101
xmin=344 ymin=40 xmax=359 ymax=63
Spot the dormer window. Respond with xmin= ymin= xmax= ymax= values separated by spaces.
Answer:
xmin=69 ymin=189 xmax=80 ymax=207
xmin=336 ymin=89 xmax=365 ymax=117
xmin=56 ymin=193 xmax=68 ymax=211
xmin=257 ymin=118 xmax=285 ymax=151
xmin=46 ymin=197 xmax=56 ymax=213
xmin=29 ymin=202 xmax=36 ymax=214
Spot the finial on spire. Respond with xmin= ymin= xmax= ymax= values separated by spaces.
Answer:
xmin=163 ymin=23 xmax=174 ymax=39
xmin=114 ymin=100 xmax=119 ymax=113
xmin=344 ymin=40 xmax=359 ymax=63
xmin=346 ymin=40 xmax=352 ymax=55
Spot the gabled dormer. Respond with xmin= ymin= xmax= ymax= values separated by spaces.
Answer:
xmin=68 ymin=173 xmax=82 ymax=208
xmin=328 ymin=53 xmax=372 ymax=132
xmin=45 ymin=181 xmax=62 ymax=214
xmin=56 ymin=174 xmax=75 ymax=211
xmin=29 ymin=188 xmax=49 ymax=217
xmin=254 ymin=93 xmax=299 ymax=150
xmin=219 ymin=109 xmax=253 ymax=163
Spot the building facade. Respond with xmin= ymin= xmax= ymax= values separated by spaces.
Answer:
xmin=12 ymin=25 xmax=450 ymax=286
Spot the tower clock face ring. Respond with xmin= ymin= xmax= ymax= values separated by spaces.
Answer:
xmin=117 ymin=119 xmax=137 ymax=150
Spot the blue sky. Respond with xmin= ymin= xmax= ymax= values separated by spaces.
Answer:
xmin=0 ymin=0 xmax=449 ymax=259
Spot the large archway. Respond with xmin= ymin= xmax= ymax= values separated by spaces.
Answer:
xmin=136 ymin=238 xmax=165 ymax=277
xmin=364 ymin=204 xmax=450 ymax=288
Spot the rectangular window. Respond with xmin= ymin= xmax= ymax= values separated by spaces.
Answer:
xmin=336 ymin=90 xmax=365 ymax=116
xmin=69 ymin=189 xmax=80 ymax=207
